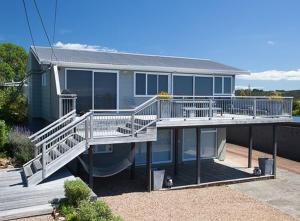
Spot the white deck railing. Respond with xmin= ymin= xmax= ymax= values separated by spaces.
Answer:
xmin=157 ymin=96 xmax=293 ymax=120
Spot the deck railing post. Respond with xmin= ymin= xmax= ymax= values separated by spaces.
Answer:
xmin=90 ymin=113 xmax=93 ymax=140
xmin=253 ymin=98 xmax=257 ymax=118
xmin=59 ymin=96 xmax=63 ymax=117
xmin=209 ymin=99 xmax=213 ymax=118
xmin=85 ymin=119 xmax=88 ymax=140
xmin=42 ymin=143 xmax=46 ymax=179
xmin=157 ymin=99 xmax=161 ymax=120
xmin=131 ymin=114 xmax=135 ymax=137
xmin=73 ymin=97 xmax=77 ymax=113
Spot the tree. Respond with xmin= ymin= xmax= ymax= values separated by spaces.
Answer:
xmin=0 ymin=43 xmax=28 ymax=83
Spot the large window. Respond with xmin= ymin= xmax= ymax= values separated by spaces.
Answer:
xmin=135 ymin=129 xmax=172 ymax=164
xmin=135 ymin=73 xmax=146 ymax=95
xmin=195 ymin=76 xmax=213 ymax=96
xmin=66 ymin=70 xmax=93 ymax=113
xmin=66 ymin=69 xmax=118 ymax=113
xmin=214 ymin=76 xmax=232 ymax=95
xmin=173 ymin=75 xmax=193 ymax=96
xmin=135 ymin=72 xmax=169 ymax=96
xmin=182 ymin=128 xmax=217 ymax=161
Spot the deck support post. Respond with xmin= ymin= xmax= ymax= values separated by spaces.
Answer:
xmin=248 ymin=126 xmax=253 ymax=168
xmin=146 ymin=141 xmax=152 ymax=192
xmin=130 ymin=143 xmax=136 ymax=180
xmin=196 ymin=127 xmax=201 ymax=184
xmin=272 ymin=125 xmax=278 ymax=178
xmin=88 ymin=144 xmax=93 ymax=189
xmin=174 ymin=128 xmax=179 ymax=175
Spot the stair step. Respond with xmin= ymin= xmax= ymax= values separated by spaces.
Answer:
xmin=32 ymin=160 xmax=42 ymax=172
xmin=134 ymin=118 xmax=152 ymax=125
xmin=59 ymin=142 xmax=71 ymax=153
xmin=117 ymin=126 xmax=132 ymax=134
xmin=67 ymin=137 xmax=79 ymax=146
xmin=50 ymin=149 xmax=61 ymax=159
xmin=23 ymin=166 xmax=33 ymax=178
xmin=125 ymin=122 xmax=143 ymax=130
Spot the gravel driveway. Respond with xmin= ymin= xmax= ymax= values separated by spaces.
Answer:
xmin=102 ymin=186 xmax=297 ymax=221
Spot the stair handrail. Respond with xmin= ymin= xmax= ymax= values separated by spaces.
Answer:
xmin=29 ymin=110 xmax=76 ymax=141
xmin=34 ymin=112 xmax=92 ymax=152
xmin=134 ymin=95 xmax=158 ymax=113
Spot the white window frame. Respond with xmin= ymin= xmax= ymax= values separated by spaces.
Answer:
xmin=213 ymin=75 xmax=233 ymax=96
xmin=182 ymin=128 xmax=217 ymax=161
xmin=134 ymin=72 xmax=170 ymax=97
xmin=135 ymin=129 xmax=173 ymax=165
xmin=65 ymin=68 xmax=119 ymax=109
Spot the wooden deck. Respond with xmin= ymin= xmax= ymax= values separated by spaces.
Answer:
xmin=0 ymin=167 xmax=76 ymax=221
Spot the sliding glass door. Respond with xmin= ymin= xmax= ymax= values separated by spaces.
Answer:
xmin=66 ymin=70 xmax=92 ymax=113
xmin=182 ymin=128 xmax=217 ymax=161
xmin=94 ymin=72 xmax=117 ymax=109
xmin=66 ymin=69 xmax=118 ymax=113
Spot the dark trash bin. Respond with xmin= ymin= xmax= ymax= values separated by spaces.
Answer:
xmin=152 ymin=169 xmax=165 ymax=190
xmin=258 ymin=158 xmax=274 ymax=175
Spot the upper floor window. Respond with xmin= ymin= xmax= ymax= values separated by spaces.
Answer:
xmin=135 ymin=72 xmax=169 ymax=96
xmin=214 ymin=76 xmax=232 ymax=95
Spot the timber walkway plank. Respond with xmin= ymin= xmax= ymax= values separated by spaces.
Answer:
xmin=0 ymin=167 xmax=76 ymax=221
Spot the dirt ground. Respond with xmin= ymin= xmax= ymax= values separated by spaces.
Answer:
xmin=101 ymin=186 xmax=297 ymax=221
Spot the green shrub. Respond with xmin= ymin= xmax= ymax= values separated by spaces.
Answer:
xmin=77 ymin=200 xmax=98 ymax=221
xmin=77 ymin=200 xmax=123 ymax=221
xmin=8 ymin=126 xmax=34 ymax=164
xmin=64 ymin=179 xmax=91 ymax=207
xmin=58 ymin=199 xmax=77 ymax=221
xmin=94 ymin=200 xmax=113 ymax=220
xmin=0 ymin=120 xmax=9 ymax=150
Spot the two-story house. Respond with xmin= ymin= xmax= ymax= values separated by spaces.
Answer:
xmin=24 ymin=46 xmax=293 ymax=191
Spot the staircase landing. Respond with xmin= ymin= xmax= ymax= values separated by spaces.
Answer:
xmin=0 ymin=167 xmax=75 ymax=221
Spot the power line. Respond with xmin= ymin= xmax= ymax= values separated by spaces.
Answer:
xmin=51 ymin=0 xmax=58 ymax=61
xmin=32 ymin=0 xmax=58 ymax=61
xmin=22 ymin=0 xmax=37 ymax=56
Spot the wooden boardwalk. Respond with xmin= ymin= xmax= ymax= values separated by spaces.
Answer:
xmin=0 ymin=167 xmax=76 ymax=221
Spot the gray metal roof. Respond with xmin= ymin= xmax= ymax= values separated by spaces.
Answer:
xmin=31 ymin=46 xmax=249 ymax=75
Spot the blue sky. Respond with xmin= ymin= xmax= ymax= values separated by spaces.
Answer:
xmin=1 ymin=0 xmax=300 ymax=90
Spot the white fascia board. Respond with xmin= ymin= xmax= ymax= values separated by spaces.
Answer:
xmin=40 ymin=60 xmax=250 ymax=75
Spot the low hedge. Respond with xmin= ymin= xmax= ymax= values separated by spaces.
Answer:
xmin=60 ymin=179 xmax=123 ymax=221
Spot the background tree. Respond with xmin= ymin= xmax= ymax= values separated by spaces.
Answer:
xmin=0 ymin=43 xmax=28 ymax=83
xmin=0 ymin=43 xmax=28 ymax=124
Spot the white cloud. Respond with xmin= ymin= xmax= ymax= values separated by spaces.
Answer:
xmin=53 ymin=41 xmax=118 ymax=52
xmin=237 ymin=69 xmax=300 ymax=81
xmin=267 ymin=40 xmax=275 ymax=45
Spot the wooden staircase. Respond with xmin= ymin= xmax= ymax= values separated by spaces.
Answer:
xmin=23 ymin=97 xmax=159 ymax=186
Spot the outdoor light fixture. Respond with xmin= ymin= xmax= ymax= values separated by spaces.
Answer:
xmin=165 ymin=176 xmax=173 ymax=188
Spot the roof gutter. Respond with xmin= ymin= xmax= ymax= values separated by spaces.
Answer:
xmin=40 ymin=60 xmax=250 ymax=75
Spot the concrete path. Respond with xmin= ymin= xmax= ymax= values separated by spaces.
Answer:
xmin=227 ymin=144 xmax=300 ymax=220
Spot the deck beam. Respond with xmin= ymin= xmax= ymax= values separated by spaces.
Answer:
xmin=146 ymin=141 xmax=152 ymax=192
